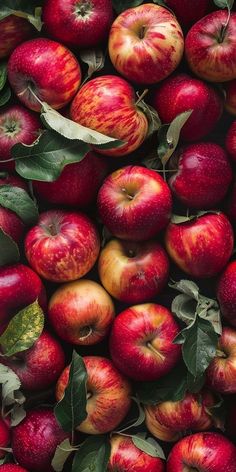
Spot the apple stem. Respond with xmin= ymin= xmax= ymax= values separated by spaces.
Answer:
xmin=218 ymin=7 xmax=231 ymax=43
xmin=216 ymin=349 xmax=227 ymax=358
xmin=28 ymin=84 xmax=44 ymax=107
xmin=135 ymin=89 xmax=149 ymax=106
xmin=147 ymin=342 xmax=165 ymax=361
xmin=79 ymin=326 xmax=93 ymax=340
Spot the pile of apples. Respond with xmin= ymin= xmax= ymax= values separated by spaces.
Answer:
xmin=1 ymin=0 xmax=236 ymax=471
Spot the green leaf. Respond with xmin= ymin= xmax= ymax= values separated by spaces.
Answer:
xmin=0 ymin=63 xmax=7 ymax=91
xmin=0 ymin=229 xmax=20 ymax=267
xmin=206 ymin=393 xmax=226 ymax=430
xmin=213 ymin=0 xmax=234 ymax=9
xmin=186 ymin=371 xmax=206 ymax=394
xmin=158 ymin=111 xmax=193 ymax=167
xmin=0 ymin=185 xmax=38 ymax=225
xmin=117 ymin=397 xmax=145 ymax=433
xmin=72 ymin=435 xmax=111 ymax=472
xmin=170 ymin=279 xmax=200 ymax=301
xmin=10 ymin=401 xmax=26 ymax=426
xmin=112 ymin=0 xmax=143 ymax=14
xmin=0 ymin=300 xmax=44 ymax=357
xmin=137 ymin=100 xmax=161 ymax=138
xmin=79 ymin=49 xmax=105 ymax=83
xmin=0 ymin=86 xmax=11 ymax=107
xmin=52 ymin=439 xmax=77 ymax=472
xmin=0 ymin=363 xmax=22 ymax=406
xmin=13 ymin=130 xmax=90 ymax=182
xmin=131 ymin=433 xmax=165 ymax=459
xmin=54 ymin=351 xmax=88 ymax=433
xmin=0 ymin=1 xmax=43 ymax=31
xmin=153 ymin=0 xmax=167 ymax=5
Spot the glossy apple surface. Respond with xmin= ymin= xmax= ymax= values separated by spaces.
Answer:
xmin=108 ymin=3 xmax=184 ymax=84
xmin=8 ymin=38 xmax=81 ymax=112
xmin=226 ymin=120 xmax=236 ymax=162
xmin=70 ymin=75 xmax=148 ymax=157
xmin=225 ymin=79 xmax=236 ymax=115
xmin=0 ymin=466 xmax=29 ymax=472
xmin=207 ymin=327 xmax=236 ymax=394
xmin=24 ymin=210 xmax=100 ymax=282
xmin=217 ymin=261 xmax=236 ymax=327
xmin=56 ymin=356 xmax=132 ymax=434
xmin=0 ymin=15 xmax=33 ymax=59
xmin=109 ymin=303 xmax=181 ymax=381
xmin=165 ymin=0 xmax=212 ymax=30
xmin=0 ymin=417 xmax=10 ymax=459
xmin=97 ymin=166 xmax=172 ymax=241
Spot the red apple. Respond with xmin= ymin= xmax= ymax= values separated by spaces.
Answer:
xmin=226 ymin=120 xmax=236 ymax=162
xmin=0 ymin=467 xmax=28 ymax=472
xmin=152 ymin=74 xmax=223 ymax=142
xmin=225 ymin=80 xmax=236 ymax=116
xmin=48 ymin=279 xmax=115 ymax=345
xmin=8 ymin=38 xmax=81 ymax=112
xmin=165 ymin=0 xmax=212 ymax=30
xmin=97 ymin=166 xmax=172 ymax=241
xmin=42 ymin=0 xmax=113 ymax=48
xmin=217 ymin=261 xmax=236 ymax=327
xmin=167 ymin=432 xmax=236 ymax=471
xmin=11 ymin=409 xmax=69 ymax=472
xmin=168 ymin=143 xmax=232 ymax=209
xmin=108 ymin=4 xmax=184 ymax=84
xmin=70 ymin=75 xmax=148 ymax=157
xmin=109 ymin=303 xmax=181 ymax=381
xmin=0 ymin=15 xmax=33 ymax=59
xmin=98 ymin=238 xmax=169 ymax=303
xmin=0 ymin=417 xmax=10 ymax=459
xmin=24 ymin=210 xmax=100 ymax=282
xmin=185 ymin=11 xmax=236 ymax=82
xmin=108 ymin=434 xmax=165 ymax=472
xmin=56 ymin=356 xmax=132 ymax=434
xmin=207 ymin=327 xmax=236 ymax=394
xmin=165 ymin=213 xmax=234 ymax=278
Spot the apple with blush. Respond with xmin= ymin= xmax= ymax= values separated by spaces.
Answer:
xmin=165 ymin=0 xmax=212 ymax=30
xmin=0 ymin=466 xmax=29 ymax=472
xmin=0 ymin=15 xmax=33 ymax=59
xmin=207 ymin=327 xmax=236 ymax=394
xmin=225 ymin=80 xmax=236 ymax=116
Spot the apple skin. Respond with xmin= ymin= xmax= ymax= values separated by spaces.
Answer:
xmin=152 ymin=74 xmax=223 ymax=142
xmin=165 ymin=0 xmax=212 ymax=30
xmin=97 ymin=166 xmax=172 ymax=241
xmin=11 ymin=409 xmax=69 ymax=472
xmin=8 ymin=38 xmax=81 ymax=112
xmin=167 ymin=432 xmax=236 ymax=472
xmin=56 ymin=356 xmax=132 ymax=434
xmin=207 ymin=327 xmax=236 ymax=394
xmin=98 ymin=238 xmax=169 ymax=304
xmin=185 ymin=11 xmax=236 ymax=82
xmin=108 ymin=434 xmax=165 ymax=472
xmin=165 ymin=213 xmax=234 ymax=278
xmin=32 ymin=152 xmax=107 ymax=208
xmin=226 ymin=120 xmax=236 ymax=162
xmin=48 ymin=279 xmax=115 ymax=345
xmin=24 ymin=210 xmax=100 ymax=282
xmin=225 ymin=80 xmax=236 ymax=116
xmin=108 ymin=3 xmax=184 ymax=85
xmin=0 ymin=15 xmax=33 ymax=59
xmin=145 ymin=390 xmax=215 ymax=442
xmin=109 ymin=303 xmax=181 ymax=382
xmin=42 ymin=0 xmax=113 ymax=48
xmin=70 ymin=75 xmax=148 ymax=157
xmin=0 ymin=466 xmax=28 ymax=472
xmin=168 ymin=143 xmax=232 ymax=209
xmin=217 ymin=261 xmax=236 ymax=328
xmin=0 ymin=417 xmax=10 ymax=459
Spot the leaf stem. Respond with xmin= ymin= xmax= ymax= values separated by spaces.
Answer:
xmin=135 ymin=89 xmax=149 ymax=106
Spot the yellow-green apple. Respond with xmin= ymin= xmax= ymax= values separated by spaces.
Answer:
xmin=32 ymin=152 xmax=107 ymax=208
xmin=0 ymin=15 xmax=33 ymax=59
xmin=48 ymin=279 xmax=115 ymax=345
xmin=70 ymin=75 xmax=148 ymax=157
xmin=42 ymin=0 xmax=113 ymax=48
xmin=56 ymin=356 xmax=132 ymax=434
xmin=185 ymin=11 xmax=236 ymax=82
xmin=152 ymin=74 xmax=223 ymax=142
xmin=11 ymin=409 xmax=69 ymax=472
xmin=8 ymin=38 xmax=81 ymax=112
xmin=98 ymin=238 xmax=169 ymax=304
xmin=1 ymin=330 xmax=65 ymax=391
xmin=165 ymin=0 xmax=212 ymax=30
xmin=0 ymin=467 xmax=28 ymax=471
xmin=109 ymin=303 xmax=181 ymax=381
xmin=226 ymin=120 xmax=236 ymax=162
xmin=0 ymin=173 xmax=28 ymax=243
xmin=217 ymin=261 xmax=236 ymax=328
xmin=108 ymin=434 xmax=165 ymax=472
xmin=145 ymin=390 xmax=215 ymax=442
xmin=167 ymin=432 xmax=236 ymax=471
xmin=0 ymin=416 xmax=10 ymax=459
xmin=207 ymin=327 xmax=236 ymax=394
xmin=97 ymin=166 xmax=172 ymax=241
xmin=225 ymin=80 xmax=236 ymax=115
xmin=24 ymin=210 xmax=100 ymax=282
xmin=108 ymin=3 xmax=184 ymax=84
xmin=165 ymin=213 xmax=234 ymax=278
xmin=168 ymin=143 xmax=232 ymax=209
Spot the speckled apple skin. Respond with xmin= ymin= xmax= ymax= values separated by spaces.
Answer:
xmin=109 ymin=303 xmax=181 ymax=381
xmin=167 ymin=432 xmax=236 ymax=471
xmin=185 ymin=11 xmax=236 ymax=82
xmin=165 ymin=0 xmax=212 ymax=30
xmin=217 ymin=261 xmax=236 ymax=327
xmin=108 ymin=435 xmax=165 ymax=472
xmin=168 ymin=143 xmax=232 ymax=209
xmin=8 ymin=38 xmax=81 ymax=112
xmin=225 ymin=80 xmax=236 ymax=116
xmin=0 ymin=466 xmax=28 ymax=472
xmin=70 ymin=75 xmax=148 ymax=157
xmin=108 ymin=4 xmax=184 ymax=84
xmin=226 ymin=120 xmax=236 ymax=162
xmin=152 ymin=74 xmax=223 ymax=142
xmin=56 ymin=356 xmax=132 ymax=434
xmin=0 ymin=15 xmax=33 ymax=59
xmin=165 ymin=213 xmax=234 ymax=278
xmin=0 ymin=417 xmax=10 ymax=459
xmin=207 ymin=327 xmax=236 ymax=394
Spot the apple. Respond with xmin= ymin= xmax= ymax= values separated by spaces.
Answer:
xmin=167 ymin=432 xmax=236 ymax=471
xmin=32 ymin=152 xmax=107 ymax=208
xmin=70 ymin=75 xmax=148 ymax=157
xmin=225 ymin=80 xmax=236 ymax=116
xmin=207 ymin=327 xmax=236 ymax=394
xmin=0 ymin=417 xmax=10 ymax=459
xmin=108 ymin=4 xmax=184 ymax=84
xmin=48 ymin=279 xmax=115 ymax=345
xmin=217 ymin=261 xmax=236 ymax=328
xmin=24 ymin=210 xmax=100 ymax=282
xmin=0 ymin=15 xmax=33 ymax=59
xmin=42 ymin=0 xmax=113 ymax=48
xmin=165 ymin=212 xmax=234 ymax=278
xmin=185 ymin=11 xmax=236 ymax=82
xmin=8 ymin=38 xmax=81 ymax=112
xmin=56 ymin=356 xmax=132 ymax=434
xmin=98 ymin=238 xmax=169 ymax=304
xmin=226 ymin=120 xmax=236 ymax=162
xmin=0 ymin=467 xmax=28 ymax=472
xmin=108 ymin=434 xmax=165 ymax=472
xmin=165 ymin=0 xmax=212 ymax=30
xmin=168 ymin=143 xmax=232 ymax=209
xmin=152 ymin=74 xmax=223 ymax=142
xmin=109 ymin=303 xmax=181 ymax=381
xmin=11 ymin=409 xmax=69 ymax=472
xmin=97 ymin=166 xmax=172 ymax=241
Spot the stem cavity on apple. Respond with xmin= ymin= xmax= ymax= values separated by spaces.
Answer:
xmin=74 ymin=0 xmax=92 ymax=19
